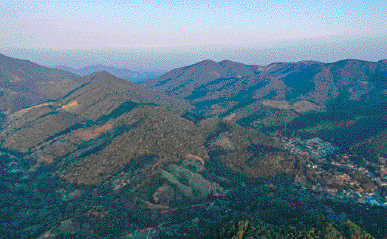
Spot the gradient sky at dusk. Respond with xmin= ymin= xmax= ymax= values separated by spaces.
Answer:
xmin=1 ymin=0 xmax=386 ymax=70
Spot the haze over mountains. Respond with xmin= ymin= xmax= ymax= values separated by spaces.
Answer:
xmin=55 ymin=65 xmax=163 ymax=83
xmin=1 ymin=53 xmax=387 ymax=238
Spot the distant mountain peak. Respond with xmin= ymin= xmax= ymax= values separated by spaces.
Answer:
xmin=194 ymin=59 xmax=246 ymax=67
xmin=219 ymin=59 xmax=236 ymax=64
xmin=219 ymin=59 xmax=247 ymax=67
xmin=200 ymin=59 xmax=216 ymax=63
xmin=296 ymin=60 xmax=322 ymax=65
xmin=83 ymin=70 xmax=115 ymax=81
xmin=82 ymin=70 xmax=135 ymax=86
xmin=194 ymin=59 xmax=217 ymax=66
xmin=54 ymin=65 xmax=163 ymax=82
xmin=87 ymin=70 xmax=116 ymax=78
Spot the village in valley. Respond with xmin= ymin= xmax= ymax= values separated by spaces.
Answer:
xmin=117 ymin=137 xmax=387 ymax=238
xmin=281 ymin=136 xmax=387 ymax=208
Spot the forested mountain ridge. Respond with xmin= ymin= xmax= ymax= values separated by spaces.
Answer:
xmin=142 ymin=58 xmax=387 ymax=160
xmin=142 ymin=59 xmax=387 ymax=129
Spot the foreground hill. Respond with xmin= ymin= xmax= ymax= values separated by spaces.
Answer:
xmin=0 ymin=67 xmax=295 ymax=192
xmin=0 ymin=53 xmax=89 ymax=115
xmin=1 ymin=89 xmax=297 ymax=187
xmin=0 ymin=87 xmax=309 ymax=238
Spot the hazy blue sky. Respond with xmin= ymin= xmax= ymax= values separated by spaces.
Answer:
xmin=1 ymin=0 xmax=386 ymax=70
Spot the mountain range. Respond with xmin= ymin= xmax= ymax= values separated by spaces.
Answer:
xmin=142 ymin=59 xmax=387 ymax=158
xmin=142 ymin=59 xmax=387 ymax=126
xmin=1 ymin=54 xmax=387 ymax=238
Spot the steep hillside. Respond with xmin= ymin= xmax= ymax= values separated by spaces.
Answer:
xmin=198 ymin=117 xmax=304 ymax=179
xmin=0 ymin=68 xmax=295 ymax=192
xmin=0 ymin=53 xmax=88 ymax=115
xmin=350 ymin=127 xmax=387 ymax=161
xmin=270 ymin=100 xmax=387 ymax=160
xmin=1 ymin=103 xmax=297 ymax=190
